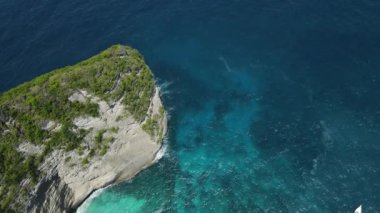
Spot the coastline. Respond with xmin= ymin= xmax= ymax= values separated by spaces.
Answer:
xmin=0 ymin=45 xmax=169 ymax=212
xmin=70 ymin=86 xmax=169 ymax=209
xmin=76 ymin=140 xmax=168 ymax=213
xmin=27 ymin=85 xmax=168 ymax=212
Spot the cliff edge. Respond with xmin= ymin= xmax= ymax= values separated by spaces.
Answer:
xmin=0 ymin=45 xmax=167 ymax=212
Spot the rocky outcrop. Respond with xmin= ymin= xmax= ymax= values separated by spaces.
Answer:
xmin=0 ymin=45 xmax=166 ymax=212
xmin=27 ymin=87 xmax=167 ymax=212
xmin=28 ymin=173 xmax=74 ymax=212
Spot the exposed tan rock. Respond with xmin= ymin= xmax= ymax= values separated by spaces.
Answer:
xmin=27 ymin=87 xmax=167 ymax=212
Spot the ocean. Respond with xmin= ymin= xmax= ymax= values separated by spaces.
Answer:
xmin=1 ymin=0 xmax=379 ymax=212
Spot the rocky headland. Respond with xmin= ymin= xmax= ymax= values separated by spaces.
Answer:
xmin=0 ymin=45 xmax=167 ymax=212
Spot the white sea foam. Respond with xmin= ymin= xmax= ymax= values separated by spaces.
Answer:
xmin=76 ymin=185 xmax=111 ymax=213
xmin=154 ymin=141 xmax=168 ymax=162
xmin=158 ymin=81 xmax=173 ymax=96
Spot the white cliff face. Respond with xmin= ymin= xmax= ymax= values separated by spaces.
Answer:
xmin=28 ymin=87 xmax=167 ymax=212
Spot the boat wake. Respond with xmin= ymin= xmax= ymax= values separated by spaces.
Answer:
xmin=218 ymin=56 xmax=233 ymax=72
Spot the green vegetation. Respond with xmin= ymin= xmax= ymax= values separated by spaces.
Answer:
xmin=104 ymin=137 xmax=115 ymax=143
xmin=142 ymin=115 xmax=159 ymax=137
xmin=0 ymin=45 xmax=157 ymax=212
xmin=110 ymin=127 xmax=119 ymax=133
xmin=93 ymin=129 xmax=115 ymax=157
xmin=81 ymin=157 xmax=90 ymax=165
xmin=99 ymin=144 xmax=109 ymax=156
xmin=80 ymin=129 xmax=116 ymax=162
xmin=142 ymin=107 xmax=166 ymax=142
xmin=122 ymin=66 xmax=155 ymax=122
xmin=94 ymin=129 xmax=107 ymax=145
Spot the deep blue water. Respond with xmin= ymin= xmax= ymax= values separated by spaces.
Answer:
xmin=1 ymin=0 xmax=380 ymax=212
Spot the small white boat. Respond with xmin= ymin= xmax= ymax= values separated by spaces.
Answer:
xmin=354 ymin=205 xmax=362 ymax=213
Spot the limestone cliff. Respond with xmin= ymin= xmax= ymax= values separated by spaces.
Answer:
xmin=0 ymin=45 xmax=167 ymax=212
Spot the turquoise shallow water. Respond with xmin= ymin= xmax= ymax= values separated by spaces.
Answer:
xmin=1 ymin=0 xmax=380 ymax=212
